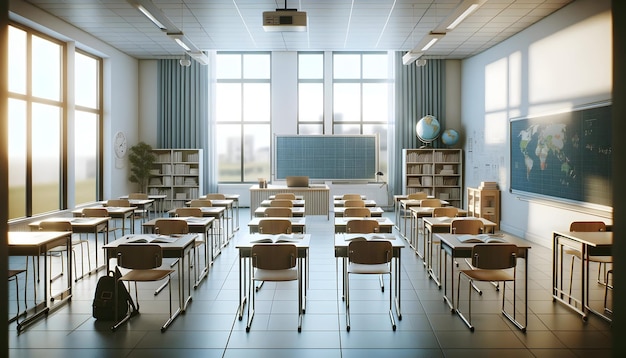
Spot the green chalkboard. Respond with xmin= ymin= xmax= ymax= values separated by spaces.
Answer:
xmin=510 ymin=102 xmax=612 ymax=208
xmin=275 ymin=135 xmax=378 ymax=181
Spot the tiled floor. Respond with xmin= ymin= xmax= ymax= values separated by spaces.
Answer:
xmin=8 ymin=209 xmax=613 ymax=357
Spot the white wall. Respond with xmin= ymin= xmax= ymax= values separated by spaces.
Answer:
xmin=9 ymin=0 xmax=139 ymax=203
xmin=461 ymin=0 xmax=613 ymax=247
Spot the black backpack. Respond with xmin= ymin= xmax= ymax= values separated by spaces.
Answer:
xmin=92 ymin=268 xmax=136 ymax=321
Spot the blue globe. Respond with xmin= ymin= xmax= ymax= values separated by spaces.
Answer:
xmin=441 ymin=128 xmax=460 ymax=147
xmin=416 ymin=115 xmax=441 ymax=143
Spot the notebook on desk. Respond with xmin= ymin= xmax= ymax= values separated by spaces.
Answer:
xmin=286 ymin=176 xmax=309 ymax=187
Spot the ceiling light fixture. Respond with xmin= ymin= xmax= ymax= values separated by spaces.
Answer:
xmin=136 ymin=4 xmax=167 ymax=30
xmin=434 ymin=0 xmax=487 ymax=32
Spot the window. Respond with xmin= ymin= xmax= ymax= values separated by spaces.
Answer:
xmin=7 ymin=24 xmax=102 ymax=220
xmin=332 ymin=52 xmax=392 ymax=175
xmin=215 ymin=53 xmax=271 ymax=182
xmin=298 ymin=52 xmax=324 ymax=134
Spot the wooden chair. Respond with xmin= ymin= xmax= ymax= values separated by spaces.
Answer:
xmin=189 ymin=199 xmax=212 ymax=207
xmin=346 ymin=239 xmax=395 ymax=331
xmin=128 ymin=193 xmax=151 ymax=221
xmin=174 ymin=207 xmax=206 ymax=283
xmin=204 ymin=193 xmax=226 ymax=200
xmin=39 ymin=220 xmax=91 ymax=284
xmin=258 ymin=219 xmax=292 ymax=234
xmin=346 ymin=219 xmax=379 ymax=234
xmin=451 ymin=218 xmax=486 ymax=293
xmin=456 ymin=244 xmax=521 ymax=331
xmin=263 ymin=207 xmax=293 ymax=217
xmin=8 ymin=269 xmax=27 ymax=323
xmin=175 ymin=207 xmax=203 ymax=218
xmin=432 ymin=207 xmax=458 ymax=218
xmin=344 ymin=207 xmax=371 ymax=218
xmin=154 ymin=219 xmax=189 ymax=235
xmin=342 ymin=194 xmax=362 ymax=200
xmin=111 ymin=244 xmax=176 ymax=332
xmin=343 ymin=199 xmax=365 ymax=208
xmin=107 ymin=199 xmax=130 ymax=207
xmin=407 ymin=192 xmax=428 ymax=200
xmin=247 ymin=244 xmax=301 ymax=332
xmin=83 ymin=207 xmax=119 ymax=240
xmin=419 ymin=198 xmax=442 ymax=208
xmin=565 ymin=221 xmax=610 ymax=298
xmin=270 ymin=199 xmax=294 ymax=208
xmin=604 ymin=269 xmax=613 ymax=314
xmin=275 ymin=193 xmax=296 ymax=200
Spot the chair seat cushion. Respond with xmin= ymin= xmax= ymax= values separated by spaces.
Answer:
xmin=120 ymin=269 xmax=174 ymax=282
xmin=461 ymin=269 xmax=513 ymax=282
xmin=253 ymin=268 xmax=298 ymax=281
xmin=348 ymin=262 xmax=390 ymax=274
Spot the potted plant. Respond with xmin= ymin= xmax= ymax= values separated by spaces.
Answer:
xmin=128 ymin=141 xmax=157 ymax=193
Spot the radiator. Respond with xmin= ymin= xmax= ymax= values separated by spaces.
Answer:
xmin=250 ymin=185 xmax=330 ymax=219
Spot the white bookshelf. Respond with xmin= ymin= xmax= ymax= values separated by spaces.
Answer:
xmin=147 ymin=149 xmax=203 ymax=210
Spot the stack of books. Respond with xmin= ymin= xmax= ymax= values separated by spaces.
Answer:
xmin=479 ymin=181 xmax=498 ymax=190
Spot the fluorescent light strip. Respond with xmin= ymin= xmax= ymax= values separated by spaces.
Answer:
xmin=421 ymin=38 xmax=439 ymax=51
xmin=137 ymin=4 xmax=167 ymax=30
xmin=174 ymin=38 xmax=191 ymax=51
xmin=446 ymin=4 xmax=479 ymax=30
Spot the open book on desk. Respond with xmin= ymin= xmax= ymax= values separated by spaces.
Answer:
xmin=457 ymin=233 xmax=506 ymax=243
xmin=344 ymin=233 xmax=396 ymax=241
xmin=127 ymin=234 xmax=178 ymax=244
xmin=250 ymin=234 xmax=305 ymax=243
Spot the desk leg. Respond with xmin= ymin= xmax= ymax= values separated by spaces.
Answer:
xmin=442 ymin=247 xmax=454 ymax=312
xmin=237 ymin=253 xmax=248 ymax=320
xmin=394 ymin=253 xmax=402 ymax=320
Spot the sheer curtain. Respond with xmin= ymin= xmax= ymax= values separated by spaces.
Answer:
xmin=157 ymin=59 xmax=216 ymax=193
xmin=391 ymin=53 xmax=446 ymax=195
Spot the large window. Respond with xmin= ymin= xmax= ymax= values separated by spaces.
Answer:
xmin=332 ymin=52 xmax=392 ymax=175
xmin=215 ymin=53 xmax=271 ymax=182
xmin=298 ymin=52 xmax=324 ymax=134
xmin=7 ymin=24 xmax=102 ymax=220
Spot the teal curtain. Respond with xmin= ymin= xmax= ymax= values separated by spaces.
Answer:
xmin=157 ymin=60 xmax=216 ymax=193
xmin=392 ymin=53 xmax=446 ymax=195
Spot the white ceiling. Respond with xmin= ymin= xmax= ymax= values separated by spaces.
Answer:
xmin=22 ymin=0 xmax=574 ymax=60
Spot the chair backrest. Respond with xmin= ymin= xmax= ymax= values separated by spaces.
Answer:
xmin=569 ymin=221 xmax=606 ymax=232
xmin=128 ymin=193 xmax=148 ymax=200
xmin=471 ymin=244 xmax=518 ymax=270
xmin=82 ymin=207 xmax=110 ymax=218
xmin=348 ymin=240 xmax=392 ymax=265
xmin=432 ymin=207 xmax=458 ymax=218
xmin=344 ymin=207 xmax=371 ymax=217
xmin=204 ymin=193 xmax=226 ymax=200
xmin=175 ymin=207 xmax=203 ymax=217
xmin=251 ymin=244 xmax=297 ymax=270
xmin=189 ymin=199 xmax=212 ymax=207
xmin=270 ymin=199 xmax=294 ymax=208
xmin=346 ymin=219 xmax=379 ymax=233
xmin=275 ymin=193 xmax=296 ymax=200
xmin=343 ymin=200 xmax=365 ymax=208
xmin=154 ymin=219 xmax=189 ymax=235
xmin=419 ymin=198 xmax=442 ymax=208
xmin=342 ymin=194 xmax=362 ymax=200
xmin=116 ymin=244 xmax=163 ymax=270
xmin=107 ymin=199 xmax=130 ymax=207
xmin=258 ymin=219 xmax=292 ymax=234
xmin=264 ymin=207 xmax=293 ymax=217
xmin=451 ymin=219 xmax=484 ymax=234
xmin=39 ymin=220 xmax=72 ymax=232
xmin=408 ymin=192 xmax=428 ymax=200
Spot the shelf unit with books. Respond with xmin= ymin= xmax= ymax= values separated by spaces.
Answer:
xmin=402 ymin=148 xmax=463 ymax=208
xmin=147 ymin=149 xmax=203 ymax=210
xmin=467 ymin=183 xmax=500 ymax=230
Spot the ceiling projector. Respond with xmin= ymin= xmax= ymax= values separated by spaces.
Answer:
xmin=263 ymin=10 xmax=307 ymax=32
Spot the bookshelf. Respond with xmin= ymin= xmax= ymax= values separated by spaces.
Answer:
xmin=467 ymin=183 xmax=500 ymax=230
xmin=147 ymin=149 xmax=203 ymax=210
xmin=402 ymin=148 xmax=463 ymax=208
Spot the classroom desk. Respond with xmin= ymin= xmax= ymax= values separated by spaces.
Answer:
xmin=143 ymin=216 xmax=216 ymax=287
xmin=333 ymin=206 xmax=384 ymax=217
xmin=250 ymin=184 xmax=330 ymax=218
xmin=168 ymin=206 xmax=226 ymax=256
xmin=223 ymin=194 xmax=241 ymax=231
xmin=103 ymin=233 xmax=197 ymax=330
xmin=399 ymin=199 xmax=449 ymax=238
xmin=73 ymin=206 xmax=136 ymax=235
xmin=235 ymin=234 xmax=311 ymax=321
xmin=269 ymin=194 xmax=304 ymax=200
xmin=247 ymin=217 xmax=306 ymax=234
xmin=190 ymin=199 xmax=235 ymax=240
xmin=393 ymin=195 xmax=435 ymax=230
xmin=334 ymin=217 xmax=394 ymax=233
xmin=333 ymin=199 xmax=377 ymax=207
xmin=120 ymin=194 xmax=166 ymax=216
xmin=333 ymin=194 xmax=367 ymax=200
xmin=8 ymin=231 xmax=73 ymax=333
xmin=408 ymin=206 xmax=468 ymax=259
xmin=104 ymin=199 xmax=154 ymax=222
xmin=260 ymin=199 xmax=306 ymax=207
xmin=254 ymin=206 xmax=305 ymax=217
xmin=423 ymin=217 xmax=497 ymax=287
xmin=334 ymin=233 xmax=404 ymax=321
xmin=436 ymin=233 xmax=530 ymax=331
xmin=28 ymin=217 xmax=111 ymax=279
xmin=552 ymin=230 xmax=613 ymax=322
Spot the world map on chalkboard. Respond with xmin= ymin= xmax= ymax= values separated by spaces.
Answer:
xmin=510 ymin=103 xmax=612 ymax=207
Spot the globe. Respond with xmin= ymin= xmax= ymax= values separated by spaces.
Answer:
xmin=416 ymin=115 xmax=441 ymax=143
xmin=441 ymin=128 xmax=460 ymax=147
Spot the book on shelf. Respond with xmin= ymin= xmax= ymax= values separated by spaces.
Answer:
xmin=457 ymin=233 xmax=506 ymax=243
xmin=344 ymin=233 xmax=395 ymax=241
xmin=250 ymin=234 xmax=305 ymax=243
xmin=479 ymin=181 xmax=498 ymax=190
xmin=126 ymin=234 xmax=178 ymax=244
